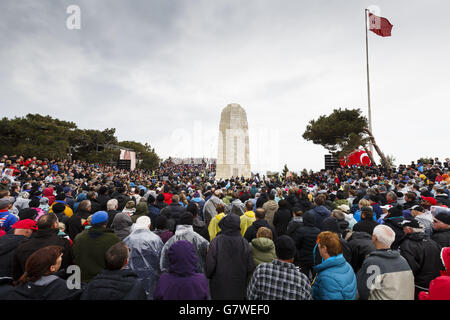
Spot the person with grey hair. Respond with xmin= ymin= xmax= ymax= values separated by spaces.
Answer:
xmin=356 ymin=225 xmax=414 ymax=300
xmin=106 ymin=198 xmax=120 ymax=228
xmin=386 ymin=191 xmax=399 ymax=207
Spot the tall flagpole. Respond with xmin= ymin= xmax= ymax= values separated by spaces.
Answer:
xmin=365 ymin=9 xmax=374 ymax=156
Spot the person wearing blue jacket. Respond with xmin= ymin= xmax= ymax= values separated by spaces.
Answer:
xmin=312 ymin=231 xmax=357 ymax=300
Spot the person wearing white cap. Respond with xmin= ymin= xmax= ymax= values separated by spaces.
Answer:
xmin=124 ymin=216 xmax=164 ymax=299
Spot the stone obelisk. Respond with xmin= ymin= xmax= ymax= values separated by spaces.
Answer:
xmin=216 ymin=103 xmax=251 ymax=180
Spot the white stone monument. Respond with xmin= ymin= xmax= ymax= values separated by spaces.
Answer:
xmin=216 ymin=103 xmax=251 ymax=179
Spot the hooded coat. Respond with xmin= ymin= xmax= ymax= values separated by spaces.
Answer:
xmin=398 ymin=231 xmax=443 ymax=297
xmin=431 ymin=228 xmax=450 ymax=249
xmin=13 ymin=194 xmax=30 ymax=212
xmin=160 ymin=224 xmax=209 ymax=274
xmin=111 ymin=211 xmax=133 ymax=241
xmin=240 ymin=211 xmax=256 ymax=237
xmin=81 ymin=269 xmax=147 ymax=300
xmin=203 ymin=195 xmax=224 ymax=226
xmin=160 ymin=203 xmax=187 ymax=232
xmin=250 ymin=237 xmax=277 ymax=268
xmin=262 ymin=200 xmax=279 ymax=227
xmin=292 ymin=210 xmax=321 ymax=268
xmin=208 ymin=212 xmax=226 ymax=241
xmin=43 ymin=188 xmax=55 ymax=206
xmin=131 ymin=202 xmax=148 ymax=223
xmin=346 ymin=231 xmax=376 ymax=273
xmin=205 ymin=214 xmax=254 ymax=300
xmin=154 ymin=240 xmax=209 ymax=300
xmin=2 ymin=275 xmax=83 ymax=300
xmin=123 ymin=228 xmax=164 ymax=299
xmin=0 ymin=234 xmax=28 ymax=279
xmin=306 ymin=205 xmax=331 ymax=230
xmin=273 ymin=207 xmax=293 ymax=237
xmin=227 ymin=198 xmax=245 ymax=216
xmin=419 ymin=247 xmax=450 ymax=300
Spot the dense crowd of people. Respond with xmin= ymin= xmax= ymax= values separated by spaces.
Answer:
xmin=0 ymin=154 xmax=449 ymax=300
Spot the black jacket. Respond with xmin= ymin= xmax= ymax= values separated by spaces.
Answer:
xmin=292 ymin=210 xmax=320 ymax=266
xmin=353 ymin=218 xmax=379 ymax=236
xmin=243 ymin=219 xmax=277 ymax=243
xmin=431 ymin=229 xmax=450 ymax=249
xmin=273 ymin=208 xmax=293 ymax=236
xmin=114 ymin=194 xmax=130 ymax=211
xmin=436 ymin=194 xmax=450 ymax=207
xmin=96 ymin=194 xmax=111 ymax=211
xmin=256 ymin=193 xmax=268 ymax=209
xmin=12 ymin=229 xmax=73 ymax=281
xmin=193 ymin=218 xmax=210 ymax=242
xmin=160 ymin=203 xmax=187 ymax=232
xmin=154 ymin=200 xmax=168 ymax=211
xmin=285 ymin=194 xmax=301 ymax=210
xmin=286 ymin=218 xmax=303 ymax=238
xmin=346 ymin=231 xmax=376 ymax=273
xmin=0 ymin=234 xmax=28 ymax=278
xmin=80 ymin=269 xmax=147 ymax=300
xmin=383 ymin=216 xmax=405 ymax=250
xmin=106 ymin=209 xmax=120 ymax=228
xmin=1 ymin=275 xmax=83 ymax=300
xmin=66 ymin=209 xmax=91 ymax=241
xmin=398 ymin=232 xmax=443 ymax=294
xmin=205 ymin=214 xmax=254 ymax=300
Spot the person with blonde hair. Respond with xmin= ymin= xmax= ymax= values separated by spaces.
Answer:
xmin=353 ymin=199 xmax=371 ymax=223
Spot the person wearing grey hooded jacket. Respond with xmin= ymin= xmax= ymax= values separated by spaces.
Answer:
xmin=12 ymin=192 xmax=30 ymax=213
xmin=160 ymin=213 xmax=209 ymax=274
xmin=124 ymin=216 xmax=164 ymax=299
xmin=203 ymin=191 xmax=225 ymax=226
xmin=111 ymin=210 xmax=133 ymax=240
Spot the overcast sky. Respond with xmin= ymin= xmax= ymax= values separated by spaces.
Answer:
xmin=1 ymin=0 xmax=449 ymax=173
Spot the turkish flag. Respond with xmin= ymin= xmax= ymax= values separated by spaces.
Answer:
xmin=369 ymin=13 xmax=393 ymax=37
xmin=340 ymin=150 xmax=372 ymax=167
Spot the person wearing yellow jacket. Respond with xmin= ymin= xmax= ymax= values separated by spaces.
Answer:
xmin=240 ymin=201 xmax=256 ymax=237
xmin=208 ymin=204 xmax=226 ymax=241
xmin=49 ymin=193 xmax=74 ymax=218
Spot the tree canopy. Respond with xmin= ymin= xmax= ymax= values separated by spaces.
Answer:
xmin=0 ymin=114 xmax=160 ymax=169
xmin=302 ymin=108 xmax=388 ymax=167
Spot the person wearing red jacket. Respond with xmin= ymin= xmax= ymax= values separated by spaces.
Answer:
xmin=419 ymin=247 xmax=450 ymax=300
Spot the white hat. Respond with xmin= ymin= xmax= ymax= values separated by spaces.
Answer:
xmin=134 ymin=216 xmax=151 ymax=230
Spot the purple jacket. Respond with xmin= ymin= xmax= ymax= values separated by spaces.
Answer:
xmin=153 ymin=240 xmax=209 ymax=300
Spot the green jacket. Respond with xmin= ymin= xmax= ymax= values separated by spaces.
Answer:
xmin=72 ymin=226 xmax=121 ymax=283
xmin=332 ymin=199 xmax=350 ymax=210
xmin=250 ymin=237 xmax=277 ymax=267
xmin=222 ymin=196 xmax=233 ymax=206
xmin=131 ymin=202 xmax=148 ymax=223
